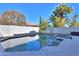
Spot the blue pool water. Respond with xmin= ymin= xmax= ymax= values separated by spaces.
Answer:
xmin=4 ymin=35 xmax=64 ymax=52
xmin=5 ymin=40 xmax=41 ymax=52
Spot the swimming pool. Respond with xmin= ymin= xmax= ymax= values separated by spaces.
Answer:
xmin=3 ymin=35 xmax=64 ymax=52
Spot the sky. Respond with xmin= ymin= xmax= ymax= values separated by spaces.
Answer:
xmin=0 ymin=3 xmax=79 ymax=25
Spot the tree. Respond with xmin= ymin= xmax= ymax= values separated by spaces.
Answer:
xmin=0 ymin=10 xmax=26 ymax=26
xmin=39 ymin=17 xmax=49 ymax=32
xmin=0 ymin=18 xmax=14 ymax=25
xmin=39 ymin=17 xmax=48 ymax=47
xmin=49 ymin=4 xmax=72 ymax=27
xmin=50 ymin=16 xmax=66 ymax=27
xmin=70 ymin=14 xmax=79 ymax=27
xmin=2 ymin=10 xmax=26 ymax=23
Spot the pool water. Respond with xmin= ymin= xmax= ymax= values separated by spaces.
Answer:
xmin=4 ymin=35 xmax=63 ymax=52
xmin=5 ymin=40 xmax=41 ymax=52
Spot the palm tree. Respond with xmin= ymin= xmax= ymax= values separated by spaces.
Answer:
xmin=70 ymin=14 xmax=79 ymax=27
xmin=39 ymin=17 xmax=48 ymax=47
xmin=49 ymin=4 xmax=72 ymax=27
xmin=39 ymin=17 xmax=49 ymax=32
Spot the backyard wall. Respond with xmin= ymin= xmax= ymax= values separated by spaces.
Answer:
xmin=0 ymin=25 xmax=39 ymax=37
xmin=0 ymin=25 xmax=39 ymax=50
xmin=45 ymin=27 xmax=79 ymax=34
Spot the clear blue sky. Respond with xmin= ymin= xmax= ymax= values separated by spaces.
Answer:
xmin=0 ymin=3 xmax=79 ymax=24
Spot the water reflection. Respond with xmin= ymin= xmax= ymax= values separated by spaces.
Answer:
xmin=4 ymin=34 xmax=72 ymax=52
xmin=40 ymin=35 xmax=63 ymax=46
